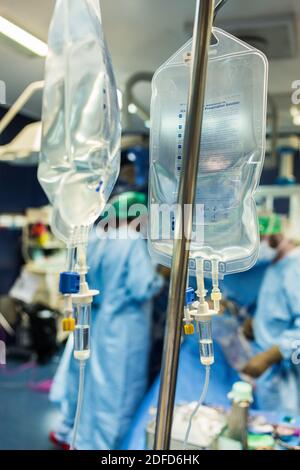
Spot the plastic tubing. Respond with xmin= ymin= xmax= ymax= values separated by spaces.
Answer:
xmin=66 ymin=246 xmax=76 ymax=272
xmin=183 ymin=365 xmax=211 ymax=449
xmin=195 ymin=258 xmax=206 ymax=302
xmin=211 ymin=259 xmax=221 ymax=312
xmin=70 ymin=360 xmax=86 ymax=450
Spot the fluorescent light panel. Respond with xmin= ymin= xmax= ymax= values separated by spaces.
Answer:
xmin=0 ymin=16 xmax=48 ymax=57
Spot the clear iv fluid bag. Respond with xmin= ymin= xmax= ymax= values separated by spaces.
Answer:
xmin=148 ymin=28 xmax=268 ymax=276
xmin=38 ymin=0 xmax=121 ymax=237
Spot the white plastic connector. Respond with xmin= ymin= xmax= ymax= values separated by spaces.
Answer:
xmin=63 ymin=294 xmax=73 ymax=316
xmin=72 ymin=262 xmax=98 ymax=305
xmin=193 ymin=257 xmax=218 ymax=366
xmin=183 ymin=307 xmax=195 ymax=335
xmin=195 ymin=258 xmax=207 ymax=303
xmin=194 ymin=302 xmax=216 ymax=366
xmin=211 ymin=259 xmax=222 ymax=312
xmin=183 ymin=305 xmax=192 ymax=322
xmin=191 ymin=301 xmax=218 ymax=323
xmin=71 ymin=288 xmax=99 ymax=305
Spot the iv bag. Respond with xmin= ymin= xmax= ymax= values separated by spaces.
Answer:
xmin=148 ymin=28 xmax=268 ymax=277
xmin=38 ymin=0 xmax=121 ymax=237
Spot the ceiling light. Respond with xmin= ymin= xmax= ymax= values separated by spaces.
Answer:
xmin=0 ymin=16 xmax=48 ymax=57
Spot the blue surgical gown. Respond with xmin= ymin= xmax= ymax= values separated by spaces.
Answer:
xmin=219 ymin=260 xmax=270 ymax=313
xmin=253 ymin=248 xmax=300 ymax=414
xmin=50 ymin=226 xmax=162 ymax=449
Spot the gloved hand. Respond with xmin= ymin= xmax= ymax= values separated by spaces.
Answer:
xmin=242 ymin=345 xmax=283 ymax=378
xmin=243 ymin=317 xmax=254 ymax=340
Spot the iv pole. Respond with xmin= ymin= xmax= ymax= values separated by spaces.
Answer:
xmin=153 ymin=0 xmax=215 ymax=450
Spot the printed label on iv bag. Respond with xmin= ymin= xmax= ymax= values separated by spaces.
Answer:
xmin=175 ymin=95 xmax=243 ymax=224
xmin=203 ymin=97 xmax=242 ymax=162
xmin=175 ymin=95 xmax=242 ymax=175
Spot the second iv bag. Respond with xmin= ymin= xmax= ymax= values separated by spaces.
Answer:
xmin=148 ymin=28 xmax=268 ymax=277
xmin=38 ymin=0 xmax=121 ymax=240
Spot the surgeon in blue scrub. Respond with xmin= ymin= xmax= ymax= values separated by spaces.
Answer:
xmin=49 ymin=192 xmax=163 ymax=449
xmin=241 ymin=215 xmax=300 ymax=414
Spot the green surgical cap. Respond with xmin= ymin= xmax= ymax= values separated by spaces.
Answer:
xmin=110 ymin=191 xmax=147 ymax=220
xmin=258 ymin=214 xmax=282 ymax=236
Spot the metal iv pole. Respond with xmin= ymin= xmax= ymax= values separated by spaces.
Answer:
xmin=153 ymin=0 xmax=215 ymax=450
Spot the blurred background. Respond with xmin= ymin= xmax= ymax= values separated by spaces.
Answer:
xmin=0 ymin=0 xmax=300 ymax=451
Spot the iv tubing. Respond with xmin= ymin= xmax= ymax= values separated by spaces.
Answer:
xmin=183 ymin=365 xmax=211 ymax=449
xmin=211 ymin=259 xmax=221 ymax=312
xmin=70 ymin=360 xmax=86 ymax=450
xmin=195 ymin=258 xmax=206 ymax=302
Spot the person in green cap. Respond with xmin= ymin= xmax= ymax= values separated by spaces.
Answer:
xmin=49 ymin=191 xmax=163 ymax=450
xmin=212 ymin=213 xmax=300 ymax=414
xmin=241 ymin=213 xmax=300 ymax=414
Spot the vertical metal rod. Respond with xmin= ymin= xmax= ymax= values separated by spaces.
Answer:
xmin=153 ymin=0 xmax=215 ymax=450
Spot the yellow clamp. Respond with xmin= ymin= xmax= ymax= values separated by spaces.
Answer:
xmin=62 ymin=317 xmax=75 ymax=332
xmin=211 ymin=291 xmax=222 ymax=301
xmin=38 ymin=232 xmax=49 ymax=247
xmin=184 ymin=323 xmax=195 ymax=335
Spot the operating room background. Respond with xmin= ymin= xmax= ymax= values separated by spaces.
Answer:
xmin=1 ymin=113 xmax=300 ymax=296
xmin=1 ymin=0 xmax=300 ymax=295
xmin=1 ymin=0 xmax=300 ymax=451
